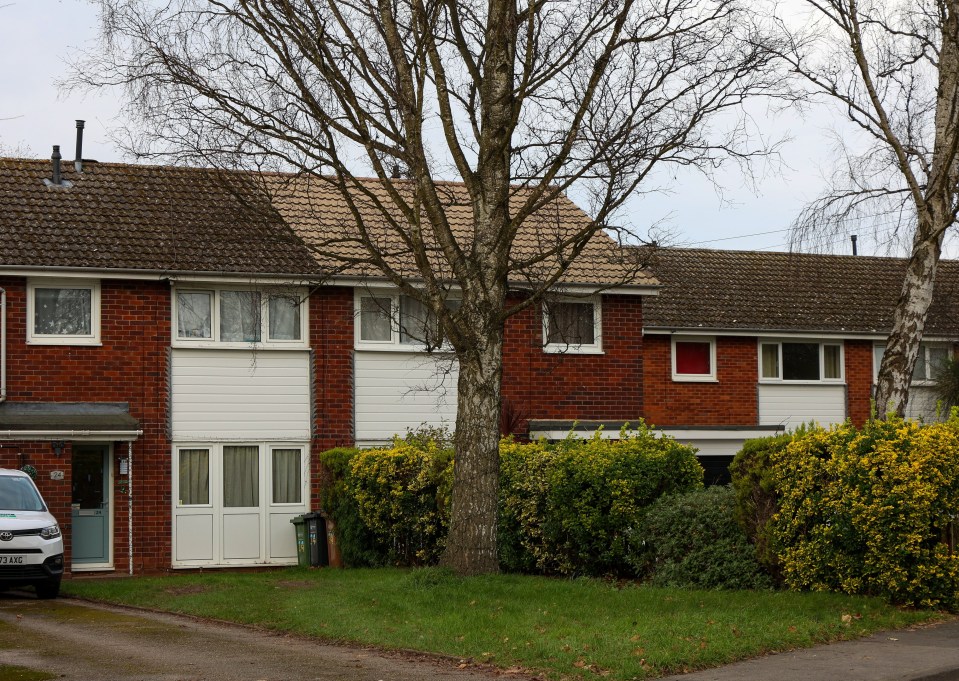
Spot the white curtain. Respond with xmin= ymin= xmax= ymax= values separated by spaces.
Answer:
xmin=224 ymin=446 xmax=259 ymax=508
xmin=178 ymin=449 xmax=210 ymax=505
xmin=269 ymin=295 xmax=300 ymax=340
xmin=272 ymin=449 xmax=302 ymax=504
xmin=220 ymin=291 xmax=261 ymax=342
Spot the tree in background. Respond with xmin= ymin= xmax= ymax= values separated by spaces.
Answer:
xmin=78 ymin=0 xmax=782 ymax=574
xmin=778 ymin=0 xmax=959 ymax=416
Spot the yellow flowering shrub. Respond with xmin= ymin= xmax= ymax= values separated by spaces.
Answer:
xmin=772 ymin=417 xmax=959 ymax=610
xmin=349 ymin=441 xmax=453 ymax=566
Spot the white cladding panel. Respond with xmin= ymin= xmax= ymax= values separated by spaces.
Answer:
xmin=354 ymin=351 xmax=459 ymax=444
xmin=905 ymin=386 xmax=943 ymax=422
xmin=758 ymin=384 xmax=847 ymax=430
xmin=171 ymin=349 xmax=311 ymax=440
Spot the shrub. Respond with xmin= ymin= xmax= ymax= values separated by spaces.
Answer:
xmin=318 ymin=447 xmax=387 ymax=567
xmin=630 ymin=485 xmax=774 ymax=590
xmin=729 ymin=434 xmax=794 ymax=581
xmin=349 ymin=441 xmax=453 ymax=566
xmin=772 ymin=417 xmax=959 ymax=610
xmin=499 ymin=424 xmax=703 ymax=576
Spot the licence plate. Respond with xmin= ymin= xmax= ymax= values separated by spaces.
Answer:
xmin=0 ymin=556 xmax=25 ymax=565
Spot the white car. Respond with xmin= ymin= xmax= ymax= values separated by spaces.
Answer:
xmin=0 ymin=468 xmax=64 ymax=598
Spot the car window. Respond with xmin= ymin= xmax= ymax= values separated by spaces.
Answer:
xmin=0 ymin=475 xmax=45 ymax=512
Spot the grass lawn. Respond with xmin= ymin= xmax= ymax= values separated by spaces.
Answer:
xmin=63 ymin=567 xmax=943 ymax=680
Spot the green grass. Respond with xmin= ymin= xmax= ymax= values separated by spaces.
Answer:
xmin=63 ymin=568 xmax=943 ymax=680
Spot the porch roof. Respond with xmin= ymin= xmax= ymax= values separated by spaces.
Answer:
xmin=0 ymin=402 xmax=141 ymax=441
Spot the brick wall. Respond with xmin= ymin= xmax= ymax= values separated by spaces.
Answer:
xmin=308 ymin=286 xmax=354 ymax=509
xmin=0 ymin=277 xmax=171 ymax=573
xmin=845 ymin=340 xmax=874 ymax=426
xmin=501 ymin=294 xmax=645 ymax=430
xmin=642 ymin=335 xmax=758 ymax=427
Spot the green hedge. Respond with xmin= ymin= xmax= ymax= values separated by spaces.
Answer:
xmin=319 ymin=424 xmax=703 ymax=575
xmin=498 ymin=426 xmax=703 ymax=576
xmin=630 ymin=485 xmax=774 ymax=590
xmin=729 ymin=434 xmax=794 ymax=582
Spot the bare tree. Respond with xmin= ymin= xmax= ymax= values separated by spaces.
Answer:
xmin=777 ymin=0 xmax=959 ymax=416
xmin=77 ymin=0 xmax=782 ymax=574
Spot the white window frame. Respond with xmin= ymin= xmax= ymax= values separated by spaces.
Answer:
xmin=26 ymin=278 xmax=101 ymax=346
xmin=873 ymin=342 xmax=952 ymax=386
xmin=671 ymin=335 xmax=717 ymax=382
xmin=758 ymin=339 xmax=845 ymax=384
xmin=354 ymin=289 xmax=457 ymax=352
xmin=172 ymin=284 xmax=309 ymax=349
xmin=542 ymin=296 xmax=603 ymax=355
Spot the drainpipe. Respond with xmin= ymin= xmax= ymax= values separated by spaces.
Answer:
xmin=1 ymin=287 xmax=6 ymax=404
xmin=128 ymin=441 xmax=133 ymax=575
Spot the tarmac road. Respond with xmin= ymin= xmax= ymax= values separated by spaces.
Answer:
xmin=0 ymin=592 xmax=520 ymax=681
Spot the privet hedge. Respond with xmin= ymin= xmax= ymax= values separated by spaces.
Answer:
xmin=319 ymin=424 xmax=703 ymax=575
xmin=498 ymin=428 xmax=703 ymax=576
xmin=630 ymin=485 xmax=774 ymax=590
xmin=732 ymin=417 xmax=959 ymax=610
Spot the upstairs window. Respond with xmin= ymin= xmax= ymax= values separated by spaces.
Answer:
xmin=672 ymin=337 xmax=716 ymax=381
xmin=27 ymin=280 xmax=100 ymax=345
xmin=760 ymin=340 xmax=843 ymax=382
xmin=873 ymin=343 xmax=950 ymax=385
xmin=174 ymin=286 xmax=307 ymax=347
xmin=355 ymin=291 xmax=455 ymax=350
xmin=543 ymin=299 xmax=602 ymax=354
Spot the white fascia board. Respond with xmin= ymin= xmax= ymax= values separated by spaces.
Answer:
xmin=642 ymin=327 xmax=958 ymax=341
xmin=529 ymin=426 xmax=784 ymax=442
xmin=335 ymin=277 xmax=660 ymax=296
xmin=0 ymin=267 xmax=322 ymax=286
xmin=0 ymin=430 xmax=143 ymax=442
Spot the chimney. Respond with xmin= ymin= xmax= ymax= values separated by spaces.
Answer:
xmin=51 ymin=145 xmax=62 ymax=185
xmin=851 ymin=234 xmax=858 ymax=256
xmin=74 ymin=120 xmax=85 ymax=173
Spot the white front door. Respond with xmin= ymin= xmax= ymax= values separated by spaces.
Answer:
xmin=172 ymin=443 xmax=308 ymax=567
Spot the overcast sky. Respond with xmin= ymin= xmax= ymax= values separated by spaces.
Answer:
xmin=1 ymin=0 xmax=954 ymax=258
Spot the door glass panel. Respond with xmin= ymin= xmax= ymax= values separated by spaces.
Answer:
xmin=178 ymin=449 xmax=210 ymax=506
xmin=73 ymin=447 xmax=105 ymax=509
xmin=224 ymin=446 xmax=259 ymax=508
xmin=272 ymin=449 xmax=302 ymax=504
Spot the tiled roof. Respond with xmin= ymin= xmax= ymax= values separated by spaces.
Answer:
xmin=0 ymin=158 xmax=320 ymax=276
xmin=643 ymin=247 xmax=959 ymax=338
xmin=0 ymin=158 xmax=652 ymax=287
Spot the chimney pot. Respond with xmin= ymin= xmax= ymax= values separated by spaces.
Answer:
xmin=75 ymin=120 xmax=85 ymax=173
xmin=51 ymin=145 xmax=62 ymax=185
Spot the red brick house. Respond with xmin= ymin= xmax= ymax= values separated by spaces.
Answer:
xmin=638 ymin=248 xmax=959 ymax=481
xmin=0 ymin=155 xmax=657 ymax=575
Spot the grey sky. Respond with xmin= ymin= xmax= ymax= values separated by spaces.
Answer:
xmin=1 ymin=0 xmax=953 ymax=257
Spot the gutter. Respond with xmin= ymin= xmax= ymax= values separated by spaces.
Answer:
xmin=1 ymin=287 xmax=5 ymax=403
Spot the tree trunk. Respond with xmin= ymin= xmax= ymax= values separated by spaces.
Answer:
xmin=441 ymin=327 xmax=504 ymax=575
xmin=874 ymin=227 xmax=943 ymax=417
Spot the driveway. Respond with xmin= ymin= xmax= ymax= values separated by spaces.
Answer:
xmin=0 ymin=592 xmax=519 ymax=681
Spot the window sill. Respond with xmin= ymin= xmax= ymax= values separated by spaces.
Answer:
xmin=758 ymin=380 xmax=846 ymax=386
xmin=172 ymin=341 xmax=309 ymax=351
xmin=671 ymin=376 xmax=718 ymax=383
xmin=355 ymin=343 xmax=455 ymax=353
xmin=543 ymin=345 xmax=604 ymax=355
xmin=27 ymin=338 xmax=102 ymax=347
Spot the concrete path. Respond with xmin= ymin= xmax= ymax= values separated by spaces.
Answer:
xmin=0 ymin=593 xmax=514 ymax=681
xmin=660 ymin=619 xmax=959 ymax=681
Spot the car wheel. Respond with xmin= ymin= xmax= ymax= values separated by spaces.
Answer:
xmin=34 ymin=579 xmax=60 ymax=600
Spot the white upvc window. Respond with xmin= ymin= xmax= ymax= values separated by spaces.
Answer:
xmin=873 ymin=343 xmax=951 ymax=386
xmin=27 ymin=279 xmax=101 ymax=345
xmin=173 ymin=285 xmax=308 ymax=348
xmin=543 ymin=297 xmax=603 ymax=354
xmin=759 ymin=340 xmax=844 ymax=383
xmin=671 ymin=336 xmax=717 ymax=382
xmin=354 ymin=290 xmax=455 ymax=351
